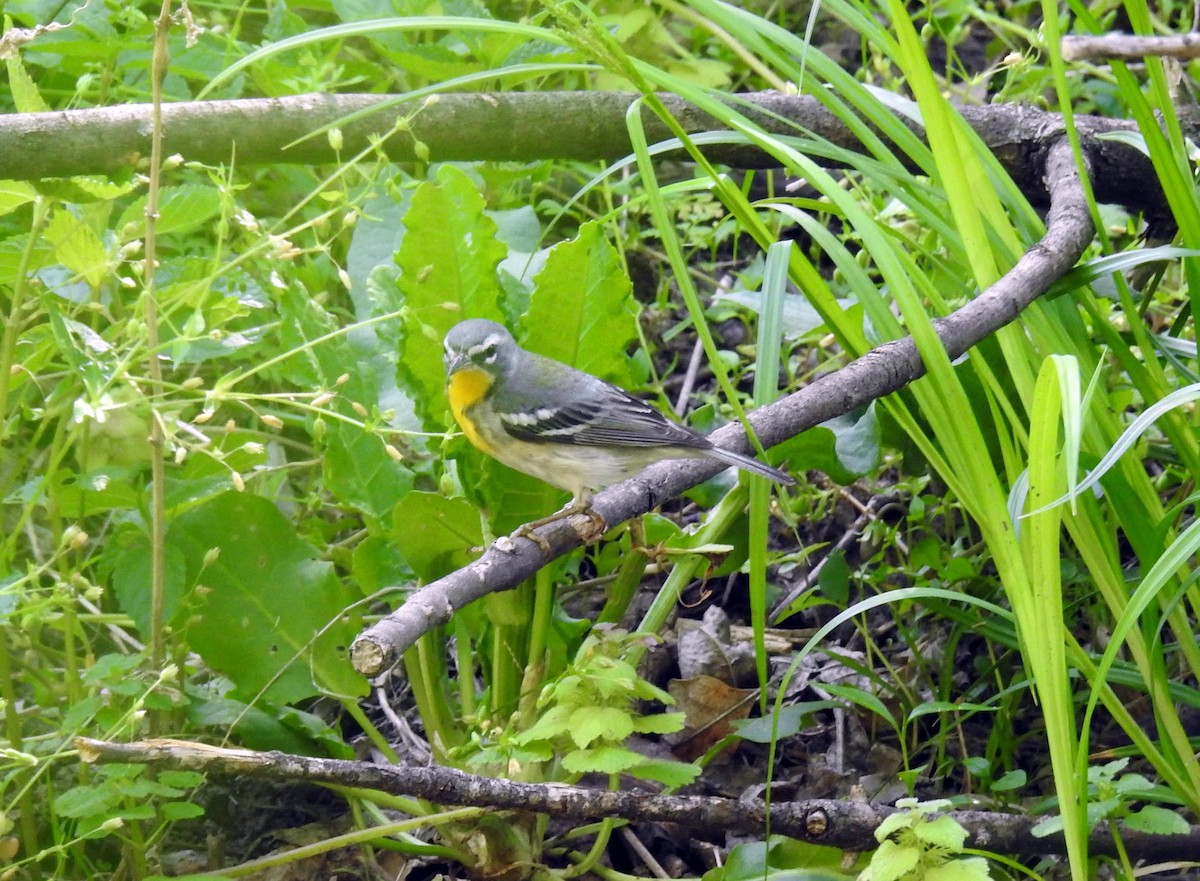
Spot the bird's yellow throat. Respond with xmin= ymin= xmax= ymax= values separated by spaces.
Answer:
xmin=447 ymin=367 xmax=495 ymax=453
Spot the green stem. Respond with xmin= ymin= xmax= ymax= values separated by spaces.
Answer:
xmin=0 ymin=197 xmax=49 ymax=452
xmin=143 ymin=0 xmax=172 ymax=735
xmin=517 ymin=567 xmax=555 ymax=731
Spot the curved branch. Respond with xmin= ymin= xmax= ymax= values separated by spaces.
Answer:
xmin=351 ymin=138 xmax=1092 ymax=676
xmin=0 ymin=91 xmax=1163 ymax=217
xmin=76 ymin=736 xmax=1200 ymax=862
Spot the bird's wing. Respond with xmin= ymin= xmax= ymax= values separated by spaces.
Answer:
xmin=500 ymin=381 xmax=707 ymax=450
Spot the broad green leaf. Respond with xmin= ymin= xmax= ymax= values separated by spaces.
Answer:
xmin=866 ymin=840 xmax=919 ymax=881
xmin=395 ymin=164 xmax=506 ymax=422
xmin=560 ymin=744 xmax=643 ymax=775
xmin=0 ymin=181 xmax=36 ymax=216
xmin=924 ymin=858 xmax=993 ymax=881
xmin=323 ymin=420 xmax=414 ymax=520
xmin=44 ymin=207 xmax=109 ymax=288
xmin=772 ymin=406 xmax=879 ymax=484
xmin=568 ymin=705 xmax=634 ymax=748
xmin=631 ymin=711 xmax=686 ymax=735
xmin=1123 ymin=804 xmax=1190 ymax=835
xmin=117 ymin=185 xmax=223 ymax=242
xmin=707 ymin=837 xmax=848 ymax=881
xmin=913 ymin=814 xmax=968 ymax=849
xmin=521 ymin=220 xmax=637 ymax=382
xmin=389 ymin=491 xmax=482 ymax=582
xmin=170 ymin=492 xmax=365 ymax=703
xmin=108 ymin=531 xmax=188 ymax=638
xmin=628 ymin=757 xmax=701 ymax=787
xmin=732 ymin=702 xmax=839 ymax=743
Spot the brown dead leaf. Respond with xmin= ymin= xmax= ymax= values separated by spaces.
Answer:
xmin=666 ymin=675 xmax=757 ymax=762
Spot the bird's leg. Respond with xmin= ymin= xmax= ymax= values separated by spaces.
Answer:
xmin=511 ymin=492 xmax=607 ymax=549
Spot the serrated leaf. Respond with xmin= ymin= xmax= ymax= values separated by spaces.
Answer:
xmin=117 ymin=185 xmax=223 ymax=242
xmin=913 ymin=814 xmax=968 ymax=849
xmin=874 ymin=811 xmax=914 ymax=842
xmin=1123 ymin=804 xmax=1189 ymax=835
xmin=395 ymin=165 xmax=506 ymax=424
xmin=512 ymin=704 xmax=571 ymax=745
xmin=0 ymin=180 xmax=36 ymax=217
xmin=867 ymin=840 xmax=919 ymax=881
xmin=924 ymin=857 xmax=993 ymax=881
xmin=628 ymin=757 xmax=700 ymax=787
xmin=560 ymin=745 xmax=643 ymax=775
xmin=390 ymin=491 xmax=483 ymax=582
xmin=170 ymin=492 xmax=366 ymax=703
xmin=6 ymin=53 xmax=48 ymax=112
xmin=631 ymin=711 xmax=686 ymax=735
xmin=44 ymin=207 xmax=109 ymax=288
xmin=520 ymin=220 xmax=637 ymax=382
xmin=568 ymin=705 xmax=635 ymax=748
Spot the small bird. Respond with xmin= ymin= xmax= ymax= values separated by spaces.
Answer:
xmin=442 ymin=319 xmax=794 ymax=535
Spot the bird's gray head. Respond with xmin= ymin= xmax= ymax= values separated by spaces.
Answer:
xmin=443 ymin=319 xmax=518 ymax=377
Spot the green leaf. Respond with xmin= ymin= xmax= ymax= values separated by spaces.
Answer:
xmin=631 ymin=711 xmax=686 ymax=735
xmin=924 ymin=857 xmax=993 ymax=881
xmin=989 ymin=769 xmax=1026 ymax=792
xmin=1123 ymin=804 xmax=1189 ymax=835
xmin=913 ymin=814 xmax=968 ymax=850
xmin=560 ymin=744 xmax=643 ymax=775
xmin=521 ymin=220 xmax=637 ymax=382
xmin=117 ymin=185 xmax=223 ymax=241
xmin=170 ymin=492 xmax=366 ymax=703
xmin=107 ymin=529 xmax=188 ymax=639
xmin=395 ymin=165 xmax=507 ymax=423
xmin=390 ymin=491 xmax=483 ymax=582
xmin=0 ymin=180 xmax=37 ymax=217
xmin=772 ymin=406 xmax=879 ymax=484
xmin=569 ymin=705 xmax=634 ymax=747
xmin=5 ymin=51 xmax=49 ymax=113
xmin=512 ymin=704 xmax=572 ymax=745
xmin=53 ymin=783 xmax=121 ymax=819
xmin=628 ymin=757 xmax=700 ymax=787
xmin=323 ymin=421 xmax=414 ymax=520
xmin=44 ymin=207 xmax=109 ymax=288
xmin=731 ymin=702 xmax=839 ymax=743
xmin=866 ymin=840 xmax=919 ymax=881
xmin=161 ymin=802 xmax=206 ymax=821
xmin=874 ymin=811 xmax=914 ymax=842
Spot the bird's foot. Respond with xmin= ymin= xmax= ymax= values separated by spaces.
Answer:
xmin=511 ymin=500 xmax=608 ymax=550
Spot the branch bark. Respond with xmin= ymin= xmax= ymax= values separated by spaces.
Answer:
xmin=352 ymin=137 xmax=1093 ymax=676
xmin=76 ymin=736 xmax=1200 ymax=862
xmin=0 ymin=91 xmax=1166 ymax=219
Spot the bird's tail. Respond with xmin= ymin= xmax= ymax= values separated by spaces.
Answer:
xmin=704 ymin=445 xmax=796 ymax=486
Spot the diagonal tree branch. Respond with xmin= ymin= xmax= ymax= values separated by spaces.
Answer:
xmin=351 ymin=137 xmax=1092 ymax=676
xmin=76 ymin=736 xmax=1200 ymax=862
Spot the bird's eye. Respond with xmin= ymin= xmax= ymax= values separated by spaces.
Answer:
xmin=481 ymin=343 xmax=498 ymax=362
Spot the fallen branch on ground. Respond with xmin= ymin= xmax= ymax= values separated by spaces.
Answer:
xmin=75 ymin=736 xmax=1200 ymax=862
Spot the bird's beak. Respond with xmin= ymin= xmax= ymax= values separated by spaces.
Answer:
xmin=444 ymin=351 xmax=468 ymax=376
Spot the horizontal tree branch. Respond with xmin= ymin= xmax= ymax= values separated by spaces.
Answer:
xmin=351 ymin=137 xmax=1092 ymax=676
xmin=1063 ymin=32 xmax=1200 ymax=61
xmin=0 ymin=91 xmax=1166 ymax=218
xmin=76 ymin=736 xmax=1200 ymax=862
